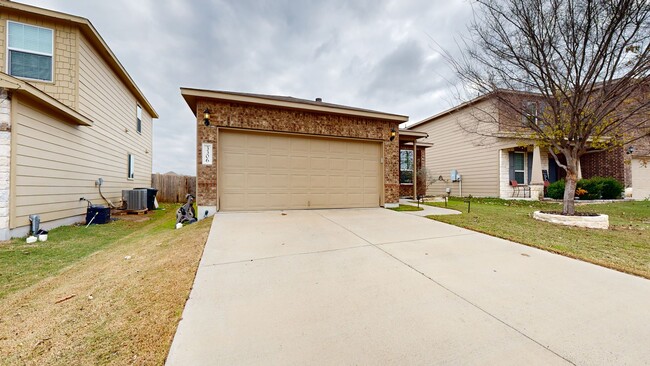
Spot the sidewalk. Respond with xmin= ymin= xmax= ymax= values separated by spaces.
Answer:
xmin=398 ymin=198 xmax=461 ymax=216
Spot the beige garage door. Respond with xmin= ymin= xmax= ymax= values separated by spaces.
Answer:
xmin=219 ymin=130 xmax=382 ymax=210
xmin=632 ymin=158 xmax=650 ymax=200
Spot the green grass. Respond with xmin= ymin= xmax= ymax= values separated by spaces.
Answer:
xmin=0 ymin=205 xmax=176 ymax=299
xmin=424 ymin=197 xmax=650 ymax=278
xmin=388 ymin=204 xmax=425 ymax=212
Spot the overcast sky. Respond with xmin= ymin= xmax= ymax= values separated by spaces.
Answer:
xmin=21 ymin=0 xmax=473 ymax=175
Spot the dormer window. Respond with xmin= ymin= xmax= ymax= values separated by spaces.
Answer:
xmin=7 ymin=21 xmax=54 ymax=82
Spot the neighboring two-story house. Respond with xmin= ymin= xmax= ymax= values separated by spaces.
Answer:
xmin=409 ymin=90 xmax=650 ymax=200
xmin=0 ymin=1 xmax=158 ymax=239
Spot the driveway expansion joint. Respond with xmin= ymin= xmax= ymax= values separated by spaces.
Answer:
xmin=201 ymin=243 xmax=374 ymax=268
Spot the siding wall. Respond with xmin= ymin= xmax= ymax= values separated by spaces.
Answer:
xmin=412 ymin=100 xmax=512 ymax=197
xmin=10 ymin=34 xmax=152 ymax=229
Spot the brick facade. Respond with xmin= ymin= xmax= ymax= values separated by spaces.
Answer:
xmin=580 ymin=148 xmax=625 ymax=183
xmin=195 ymin=99 xmax=400 ymax=208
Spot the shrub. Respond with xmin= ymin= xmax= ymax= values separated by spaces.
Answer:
xmin=546 ymin=179 xmax=565 ymax=199
xmin=591 ymin=176 xmax=624 ymax=199
xmin=545 ymin=177 xmax=623 ymax=200
xmin=577 ymin=178 xmax=601 ymax=200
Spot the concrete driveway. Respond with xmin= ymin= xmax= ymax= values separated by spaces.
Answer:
xmin=167 ymin=208 xmax=650 ymax=365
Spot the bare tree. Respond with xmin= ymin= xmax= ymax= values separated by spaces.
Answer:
xmin=447 ymin=0 xmax=650 ymax=214
xmin=417 ymin=168 xmax=447 ymax=196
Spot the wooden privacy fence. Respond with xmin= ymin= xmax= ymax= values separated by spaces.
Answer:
xmin=151 ymin=173 xmax=196 ymax=203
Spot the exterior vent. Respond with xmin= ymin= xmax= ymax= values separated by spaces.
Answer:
xmin=315 ymin=97 xmax=322 ymax=102
xmin=122 ymin=189 xmax=147 ymax=210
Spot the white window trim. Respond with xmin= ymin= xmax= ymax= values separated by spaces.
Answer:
xmin=127 ymin=154 xmax=135 ymax=180
xmin=514 ymin=151 xmax=526 ymax=184
xmin=6 ymin=20 xmax=55 ymax=83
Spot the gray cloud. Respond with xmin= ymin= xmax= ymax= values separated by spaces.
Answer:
xmin=21 ymin=0 xmax=472 ymax=175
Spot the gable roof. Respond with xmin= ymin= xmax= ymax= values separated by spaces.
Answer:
xmin=408 ymin=89 xmax=542 ymax=130
xmin=180 ymin=88 xmax=409 ymax=122
xmin=0 ymin=0 xmax=158 ymax=119
xmin=1 ymin=72 xmax=93 ymax=126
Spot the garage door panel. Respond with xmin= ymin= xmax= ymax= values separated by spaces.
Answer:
xmin=222 ymin=152 xmax=246 ymax=168
xmin=310 ymin=157 xmax=329 ymax=170
xmin=291 ymin=157 xmax=308 ymax=169
xmin=268 ymin=174 xmax=289 ymax=189
xmin=329 ymin=158 xmax=346 ymax=170
xmin=270 ymin=155 xmax=290 ymax=169
xmin=291 ymin=139 xmax=309 ymax=153
xmin=247 ymin=154 xmax=268 ymax=168
xmin=347 ymin=159 xmax=363 ymax=171
xmin=329 ymin=175 xmax=347 ymax=188
xmin=291 ymin=175 xmax=309 ymax=189
xmin=222 ymin=173 xmax=245 ymax=187
xmin=347 ymin=176 xmax=362 ymax=187
xmin=220 ymin=130 xmax=381 ymax=210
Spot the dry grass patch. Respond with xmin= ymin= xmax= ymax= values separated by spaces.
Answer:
xmin=0 ymin=207 xmax=212 ymax=365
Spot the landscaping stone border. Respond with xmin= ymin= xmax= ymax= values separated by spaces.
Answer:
xmin=533 ymin=211 xmax=609 ymax=229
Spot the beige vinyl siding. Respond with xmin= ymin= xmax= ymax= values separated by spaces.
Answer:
xmin=413 ymin=100 xmax=511 ymax=197
xmin=10 ymin=33 xmax=152 ymax=228
xmin=77 ymin=34 xmax=151 ymax=189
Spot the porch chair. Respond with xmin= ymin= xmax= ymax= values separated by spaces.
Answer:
xmin=510 ymin=180 xmax=530 ymax=198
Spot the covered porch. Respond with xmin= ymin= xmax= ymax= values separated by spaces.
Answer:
xmin=498 ymin=145 xmax=584 ymax=200
xmin=398 ymin=130 xmax=433 ymax=199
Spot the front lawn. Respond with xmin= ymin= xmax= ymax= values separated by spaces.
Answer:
xmin=0 ymin=204 xmax=212 ymax=365
xmin=388 ymin=204 xmax=424 ymax=212
xmin=425 ymin=198 xmax=650 ymax=278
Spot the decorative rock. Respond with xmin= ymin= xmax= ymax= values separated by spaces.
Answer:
xmin=533 ymin=211 xmax=609 ymax=229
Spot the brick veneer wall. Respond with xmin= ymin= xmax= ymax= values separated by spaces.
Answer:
xmin=196 ymin=99 xmax=400 ymax=208
xmin=580 ymin=147 xmax=625 ymax=183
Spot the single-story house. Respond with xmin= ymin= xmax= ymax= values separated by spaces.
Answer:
xmin=181 ymin=88 xmax=430 ymax=216
xmin=408 ymin=92 xmax=650 ymax=200
xmin=0 ymin=1 xmax=158 ymax=239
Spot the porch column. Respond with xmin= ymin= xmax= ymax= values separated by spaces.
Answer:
xmin=529 ymin=145 xmax=544 ymax=200
xmin=413 ymin=142 xmax=417 ymax=199
xmin=577 ymin=159 xmax=583 ymax=180
xmin=530 ymin=145 xmax=544 ymax=184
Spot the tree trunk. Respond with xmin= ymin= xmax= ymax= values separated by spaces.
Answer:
xmin=562 ymin=157 xmax=579 ymax=215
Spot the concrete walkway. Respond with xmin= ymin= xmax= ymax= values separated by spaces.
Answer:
xmin=167 ymin=208 xmax=650 ymax=365
xmin=398 ymin=198 xmax=461 ymax=216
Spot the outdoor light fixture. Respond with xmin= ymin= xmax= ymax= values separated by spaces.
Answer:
xmin=203 ymin=109 xmax=211 ymax=126
xmin=626 ymin=146 xmax=635 ymax=155
xmin=389 ymin=128 xmax=396 ymax=141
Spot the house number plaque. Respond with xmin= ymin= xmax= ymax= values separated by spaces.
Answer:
xmin=202 ymin=143 xmax=213 ymax=165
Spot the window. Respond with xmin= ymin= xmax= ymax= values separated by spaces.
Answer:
xmin=127 ymin=154 xmax=135 ymax=179
xmin=513 ymin=152 xmax=525 ymax=184
xmin=522 ymin=101 xmax=538 ymax=126
xmin=400 ymin=150 xmax=414 ymax=184
xmin=136 ymin=105 xmax=142 ymax=133
xmin=7 ymin=21 xmax=54 ymax=82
